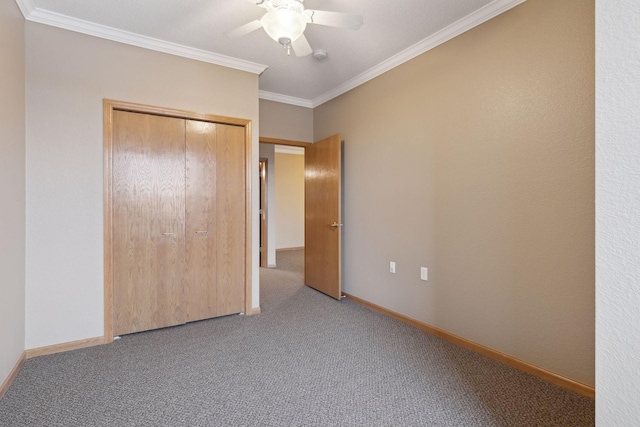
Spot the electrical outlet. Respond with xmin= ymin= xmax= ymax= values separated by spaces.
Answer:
xmin=420 ymin=267 xmax=428 ymax=281
xmin=390 ymin=261 xmax=396 ymax=274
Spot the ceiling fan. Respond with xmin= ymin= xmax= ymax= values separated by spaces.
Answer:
xmin=226 ymin=0 xmax=364 ymax=57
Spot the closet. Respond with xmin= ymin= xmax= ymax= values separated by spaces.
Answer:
xmin=112 ymin=110 xmax=245 ymax=336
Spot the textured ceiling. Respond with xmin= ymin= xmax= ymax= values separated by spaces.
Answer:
xmin=24 ymin=0 xmax=519 ymax=105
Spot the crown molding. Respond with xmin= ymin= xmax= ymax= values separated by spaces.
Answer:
xmin=16 ymin=1 xmax=268 ymax=75
xmin=14 ymin=0 xmax=35 ymax=18
xmin=310 ymin=0 xmax=527 ymax=107
xmin=259 ymin=91 xmax=313 ymax=108
xmin=15 ymin=0 xmax=525 ymax=106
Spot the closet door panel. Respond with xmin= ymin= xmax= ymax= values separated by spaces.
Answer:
xmin=185 ymin=120 xmax=218 ymax=322
xmin=113 ymin=111 xmax=187 ymax=335
xmin=216 ymin=124 xmax=246 ymax=316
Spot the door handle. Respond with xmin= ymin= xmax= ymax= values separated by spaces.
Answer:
xmin=161 ymin=232 xmax=175 ymax=237
xmin=195 ymin=231 xmax=208 ymax=236
xmin=330 ymin=222 xmax=343 ymax=227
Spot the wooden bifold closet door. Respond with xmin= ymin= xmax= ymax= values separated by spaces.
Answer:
xmin=185 ymin=120 xmax=245 ymax=322
xmin=112 ymin=110 xmax=245 ymax=336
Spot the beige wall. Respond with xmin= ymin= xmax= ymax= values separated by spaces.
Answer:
xmin=259 ymin=99 xmax=313 ymax=142
xmin=315 ymin=0 xmax=594 ymax=386
xmin=0 ymin=0 xmax=26 ymax=389
xmin=25 ymin=22 xmax=260 ymax=349
xmin=275 ymin=152 xmax=305 ymax=249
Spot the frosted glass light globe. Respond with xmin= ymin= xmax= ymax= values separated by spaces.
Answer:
xmin=261 ymin=9 xmax=307 ymax=44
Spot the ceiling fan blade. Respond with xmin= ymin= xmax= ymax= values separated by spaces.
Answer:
xmin=225 ymin=19 xmax=263 ymax=38
xmin=291 ymin=34 xmax=312 ymax=57
xmin=306 ymin=10 xmax=363 ymax=30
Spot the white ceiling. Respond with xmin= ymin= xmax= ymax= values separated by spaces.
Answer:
xmin=16 ymin=0 xmax=525 ymax=107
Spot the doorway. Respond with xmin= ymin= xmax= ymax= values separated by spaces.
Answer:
xmin=259 ymin=135 xmax=343 ymax=300
xmin=259 ymin=140 xmax=307 ymax=270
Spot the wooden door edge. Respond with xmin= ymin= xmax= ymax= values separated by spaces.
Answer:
xmin=337 ymin=137 xmax=343 ymax=298
xmin=259 ymin=159 xmax=268 ymax=268
xmin=244 ymin=122 xmax=254 ymax=316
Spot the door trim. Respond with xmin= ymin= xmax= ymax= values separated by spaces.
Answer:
xmin=103 ymin=99 xmax=253 ymax=343
xmin=259 ymin=136 xmax=311 ymax=148
xmin=259 ymin=137 xmax=309 ymax=270
xmin=259 ymin=158 xmax=268 ymax=268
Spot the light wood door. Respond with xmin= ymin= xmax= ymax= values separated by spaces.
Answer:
xmin=215 ymin=124 xmax=246 ymax=316
xmin=259 ymin=160 xmax=267 ymax=268
xmin=112 ymin=111 xmax=187 ymax=335
xmin=305 ymin=134 xmax=342 ymax=299
xmin=185 ymin=120 xmax=218 ymax=322
xmin=184 ymin=121 xmax=246 ymax=320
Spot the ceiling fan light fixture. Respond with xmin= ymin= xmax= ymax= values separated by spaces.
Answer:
xmin=228 ymin=0 xmax=362 ymax=57
xmin=261 ymin=9 xmax=307 ymax=45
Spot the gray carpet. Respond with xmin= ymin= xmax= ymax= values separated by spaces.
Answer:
xmin=0 ymin=249 xmax=594 ymax=426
